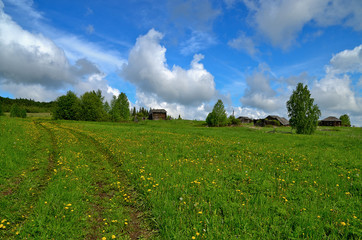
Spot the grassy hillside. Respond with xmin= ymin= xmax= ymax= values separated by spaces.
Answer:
xmin=1 ymin=117 xmax=361 ymax=239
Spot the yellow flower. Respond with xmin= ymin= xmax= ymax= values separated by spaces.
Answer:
xmin=112 ymin=235 xmax=116 ymax=239
xmin=340 ymin=222 xmax=346 ymax=226
xmin=102 ymin=237 xmax=107 ymax=240
xmin=192 ymin=237 xmax=196 ymax=239
xmin=198 ymin=211 xmax=202 ymax=214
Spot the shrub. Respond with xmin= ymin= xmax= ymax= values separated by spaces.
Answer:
xmin=10 ymin=104 xmax=27 ymax=118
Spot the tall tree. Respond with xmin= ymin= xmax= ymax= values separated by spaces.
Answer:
xmin=80 ymin=90 xmax=107 ymax=121
xmin=110 ymin=95 xmax=121 ymax=122
xmin=340 ymin=114 xmax=351 ymax=127
xmin=53 ymin=91 xmax=81 ymax=120
xmin=287 ymin=83 xmax=321 ymax=134
xmin=206 ymin=99 xmax=228 ymax=127
xmin=119 ymin=92 xmax=130 ymax=120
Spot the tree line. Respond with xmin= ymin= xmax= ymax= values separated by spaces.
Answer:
xmin=53 ymin=90 xmax=130 ymax=121
xmin=0 ymin=96 xmax=55 ymax=113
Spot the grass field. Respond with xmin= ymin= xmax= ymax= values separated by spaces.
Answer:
xmin=0 ymin=116 xmax=361 ymax=239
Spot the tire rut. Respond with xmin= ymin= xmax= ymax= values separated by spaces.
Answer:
xmin=55 ymin=123 xmax=157 ymax=240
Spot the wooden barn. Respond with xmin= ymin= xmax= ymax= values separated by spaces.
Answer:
xmin=238 ymin=116 xmax=253 ymax=123
xmin=319 ymin=116 xmax=341 ymax=126
xmin=149 ymin=109 xmax=167 ymax=120
xmin=264 ymin=115 xmax=290 ymax=126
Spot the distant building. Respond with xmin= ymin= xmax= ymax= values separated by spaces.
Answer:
xmin=319 ymin=116 xmax=341 ymax=126
xmin=254 ymin=115 xmax=289 ymax=127
xmin=238 ymin=116 xmax=253 ymax=123
xmin=149 ymin=109 xmax=167 ymax=120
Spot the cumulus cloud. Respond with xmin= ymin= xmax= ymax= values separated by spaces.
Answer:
xmin=312 ymin=73 xmax=362 ymax=114
xmin=74 ymin=73 xmax=120 ymax=103
xmin=0 ymin=82 xmax=62 ymax=102
xmin=329 ymin=44 xmax=362 ymax=74
xmin=240 ymin=65 xmax=285 ymax=112
xmin=0 ymin=2 xmax=120 ymax=102
xmin=122 ymin=29 xmax=217 ymax=106
xmin=0 ymin=5 xmax=73 ymax=88
xmin=134 ymin=91 xmax=211 ymax=120
xmin=243 ymin=0 xmax=362 ymax=48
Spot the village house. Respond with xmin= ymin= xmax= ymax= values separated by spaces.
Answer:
xmin=319 ymin=116 xmax=342 ymax=126
xmin=238 ymin=116 xmax=253 ymax=124
xmin=254 ymin=115 xmax=289 ymax=127
xmin=148 ymin=109 xmax=167 ymax=120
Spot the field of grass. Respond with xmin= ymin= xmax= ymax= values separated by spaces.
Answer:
xmin=0 ymin=116 xmax=361 ymax=239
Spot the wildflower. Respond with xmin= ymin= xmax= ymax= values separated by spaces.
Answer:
xmin=198 ymin=211 xmax=202 ymax=214
xmin=102 ymin=237 xmax=107 ymax=240
xmin=353 ymin=216 xmax=357 ymax=219
xmin=112 ymin=235 xmax=116 ymax=239
xmin=192 ymin=237 xmax=196 ymax=239
xmin=340 ymin=222 xmax=346 ymax=226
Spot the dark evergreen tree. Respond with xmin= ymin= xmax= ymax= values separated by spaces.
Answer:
xmin=287 ymin=83 xmax=321 ymax=134
xmin=110 ymin=95 xmax=121 ymax=122
xmin=119 ymin=92 xmax=130 ymax=120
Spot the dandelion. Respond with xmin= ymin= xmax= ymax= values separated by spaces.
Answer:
xmin=340 ymin=222 xmax=346 ymax=226
xmin=112 ymin=235 xmax=116 ymax=239
xmin=198 ymin=211 xmax=202 ymax=214
xmin=102 ymin=237 xmax=107 ymax=240
xmin=192 ymin=237 xmax=196 ymax=239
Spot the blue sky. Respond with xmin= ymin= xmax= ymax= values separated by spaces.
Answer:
xmin=0 ymin=0 xmax=361 ymax=125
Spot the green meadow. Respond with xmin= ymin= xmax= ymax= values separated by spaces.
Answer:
xmin=0 ymin=116 xmax=361 ymax=239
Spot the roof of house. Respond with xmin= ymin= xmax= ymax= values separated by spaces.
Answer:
xmin=321 ymin=116 xmax=341 ymax=122
xmin=266 ymin=115 xmax=290 ymax=126
xmin=150 ymin=109 xmax=167 ymax=114
xmin=238 ymin=116 xmax=253 ymax=120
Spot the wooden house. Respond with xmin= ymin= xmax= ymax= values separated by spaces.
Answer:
xmin=237 ymin=116 xmax=253 ymax=123
xmin=149 ymin=109 xmax=167 ymax=120
xmin=255 ymin=115 xmax=290 ymax=126
xmin=319 ymin=116 xmax=341 ymax=126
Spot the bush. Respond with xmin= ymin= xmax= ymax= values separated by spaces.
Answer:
xmin=228 ymin=115 xmax=240 ymax=125
xmin=10 ymin=104 xmax=27 ymax=118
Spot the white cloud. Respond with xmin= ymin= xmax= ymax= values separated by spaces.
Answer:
xmin=0 ymin=5 xmax=73 ymax=87
xmin=0 ymin=2 xmax=121 ymax=102
xmin=74 ymin=73 xmax=120 ymax=103
xmin=180 ymin=30 xmax=217 ymax=55
xmin=135 ymin=91 xmax=210 ymax=120
xmin=122 ymin=29 xmax=217 ymax=106
xmin=329 ymin=44 xmax=362 ymax=74
xmin=243 ymin=0 xmax=362 ymax=48
xmin=228 ymin=32 xmax=258 ymax=56
xmin=0 ymin=82 xmax=62 ymax=102
xmin=54 ymin=35 xmax=126 ymax=72
xmin=240 ymin=65 xmax=286 ymax=112
xmin=312 ymin=73 xmax=362 ymax=114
